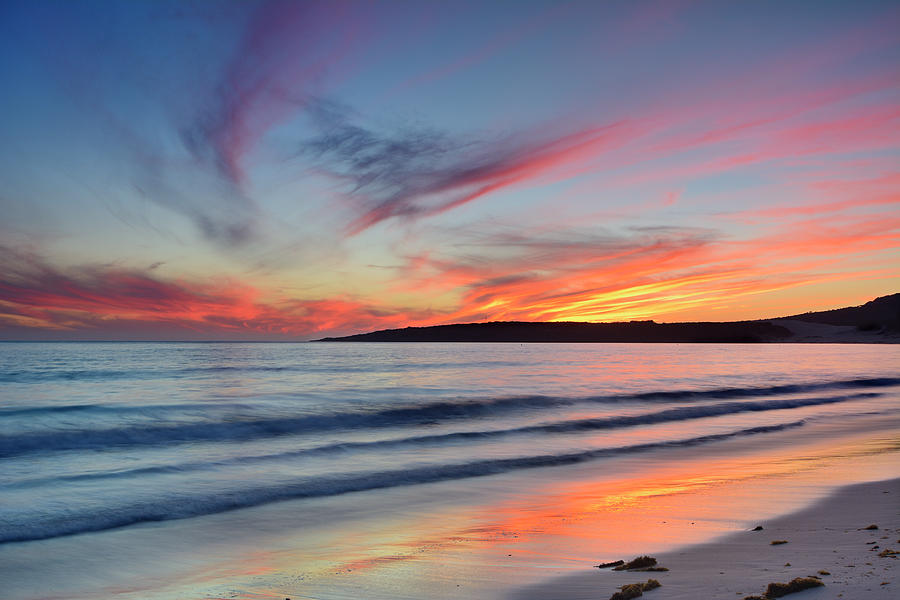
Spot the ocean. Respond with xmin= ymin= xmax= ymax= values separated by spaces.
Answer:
xmin=1 ymin=342 xmax=898 ymax=599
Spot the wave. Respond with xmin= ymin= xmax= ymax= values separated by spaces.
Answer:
xmin=1 ymin=381 xmax=892 ymax=457
xmin=16 ymin=392 xmax=879 ymax=486
xmin=6 ymin=375 xmax=897 ymax=419
xmin=0 ymin=366 xmax=298 ymax=383
xmin=6 ymin=376 xmax=897 ymax=419
xmin=0 ymin=402 xmax=252 ymax=418
xmin=624 ymin=377 xmax=900 ymax=401
xmin=0 ymin=360 xmax=528 ymax=383
xmin=358 ymin=392 xmax=875 ymax=443
xmin=0 ymin=421 xmax=804 ymax=544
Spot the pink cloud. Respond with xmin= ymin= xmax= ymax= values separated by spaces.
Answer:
xmin=335 ymin=121 xmax=637 ymax=235
xmin=191 ymin=1 xmax=363 ymax=186
xmin=0 ymin=247 xmax=433 ymax=339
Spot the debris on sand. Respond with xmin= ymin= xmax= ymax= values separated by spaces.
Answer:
xmin=596 ymin=560 xmax=625 ymax=569
xmin=764 ymin=576 xmax=825 ymax=597
xmin=613 ymin=556 xmax=659 ymax=570
xmin=742 ymin=576 xmax=825 ymax=599
xmin=817 ymin=570 xmax=830 ymax=575
xmin=862 ymin=524 xmax=879 ymax=530
xmin=877 ymin=548 xmax=899 ymax=557
xmin=641 ymin=579 xmax=661 ymax=591
xmin=608 ymin=579 xmax=662 ymax=600
xmin=752 ymin=525 xmax=764 ymax=531
xmin=770 ymin=540 xmax=789 ymax=545
xmin=609 ymin=583 xmax=643 ymax=600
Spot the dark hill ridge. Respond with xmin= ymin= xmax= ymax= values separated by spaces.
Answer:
xmin=319 ymin=320 xmax=792 ymax=343
xmin=782 ymin=293 xmax=900 ymax=329
xmin=317 ymin=293 xmax=900 ymax=343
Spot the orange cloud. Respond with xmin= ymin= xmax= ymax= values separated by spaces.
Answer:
xmin=0 ymin=246 xmax=433 ymax=340
xmin=384 ymin=209 xmax=899 ymax=325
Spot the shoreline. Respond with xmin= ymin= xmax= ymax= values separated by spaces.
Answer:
xmin=510 ymin=477 xmax=899 ymax=600
xmin=315 ymin=294 xmax=900 ymax=344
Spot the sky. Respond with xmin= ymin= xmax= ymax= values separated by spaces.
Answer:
xmin=0 ymin=0 xmax=898 ymax=341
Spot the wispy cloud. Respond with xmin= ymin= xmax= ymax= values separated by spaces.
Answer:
xmin=303 ymin=100 xmax=635 ymax=234
xmin=735 ymin=173 xmax=900 ymax=219
xmin=20 ymin=1 xmax=365 ymax=246
xmin=168 ymin=1 xmax=365 ymax=244
xmin=181 ymin=1 xmax=362 ymax=187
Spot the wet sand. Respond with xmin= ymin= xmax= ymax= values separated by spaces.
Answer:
xmin=511 ymin=477 xmax=899 ymax=600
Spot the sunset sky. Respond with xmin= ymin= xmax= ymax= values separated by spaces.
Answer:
xmin=1 ymin=0 xmax=898 ymax=340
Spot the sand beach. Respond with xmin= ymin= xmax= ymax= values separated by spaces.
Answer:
xmin=513 ymin=478 xmax=899 ymax=600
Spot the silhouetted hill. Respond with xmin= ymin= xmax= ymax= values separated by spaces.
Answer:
xmin=781 ymin=293 xmax=900 ymax=330
xmin=318 ymin=294 xmax=900 ymax=343
xmin=319 ymin=320 xmax=791 ymax=343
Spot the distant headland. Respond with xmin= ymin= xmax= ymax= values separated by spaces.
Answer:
xmin=318 ymin=293 xmax=900 ymax=343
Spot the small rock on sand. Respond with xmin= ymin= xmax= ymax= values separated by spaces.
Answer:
xmin=613 ymin=556 xmax=658 ymax=571
xmin=596 ymin=560 xmax=625 ymax=569
xmin=609 ymin=579 xmax=662 ymax=600
xmin=742 ymin=577 xmax=826 ymax=599
xmin=764 ymin=577 xmax=825 ymax=598
xmin=610 ymin=583 xmax=644 ymax=600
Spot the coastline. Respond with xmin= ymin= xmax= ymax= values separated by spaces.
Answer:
xmin=314 ymin=293 xmax=899 ymax=344
xmin=511 ymin=477 xmax=899 ymax=600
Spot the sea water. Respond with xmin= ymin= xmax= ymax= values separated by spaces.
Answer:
xmin=1 ymin=342 xmax=898 ymax=599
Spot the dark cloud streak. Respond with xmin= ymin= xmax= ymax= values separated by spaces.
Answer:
xmin=302 ymin=100 xmax=631 ymax=234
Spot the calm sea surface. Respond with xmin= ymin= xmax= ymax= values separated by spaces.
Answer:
xmin=1 ymin=342 xmax=898 ymax=599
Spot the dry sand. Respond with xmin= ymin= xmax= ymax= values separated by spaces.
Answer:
xmin=510 ymin=477 xmax=899 ymax=600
